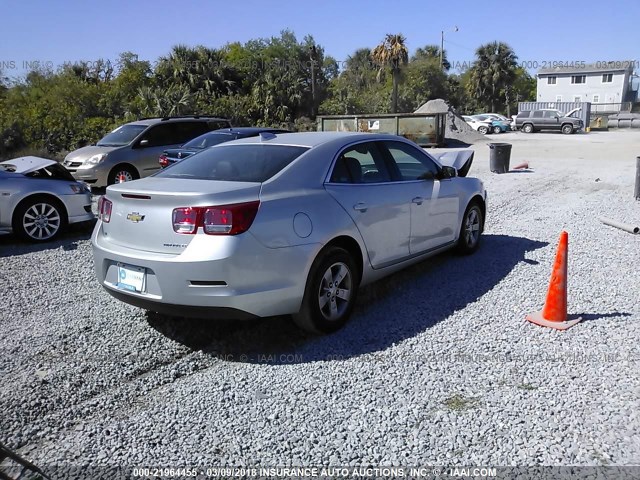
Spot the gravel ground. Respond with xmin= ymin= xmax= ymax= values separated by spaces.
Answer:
xmin=1 ymin=130 xmax=639 ymax=475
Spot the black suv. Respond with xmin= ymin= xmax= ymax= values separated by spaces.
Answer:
xmin=515 ymin=109 xmax=583 ymax=134
xmin=64 ymin=116 xmax=232 ymax=187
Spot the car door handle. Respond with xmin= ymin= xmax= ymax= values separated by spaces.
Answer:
xmin=412 ymin=197 xmax=424 ymax=205
xmin=353 ymin=202 xmax=368 ymax=212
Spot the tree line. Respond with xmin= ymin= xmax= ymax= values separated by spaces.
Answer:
xmin=0 ymin=30 xmax=535 ymax=157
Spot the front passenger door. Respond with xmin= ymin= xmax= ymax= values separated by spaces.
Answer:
xmin=381 ymin=141 xmax=460 ymax=253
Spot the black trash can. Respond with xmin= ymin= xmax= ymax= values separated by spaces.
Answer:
xmin=488 ymin=143 xmax=512 ymax=173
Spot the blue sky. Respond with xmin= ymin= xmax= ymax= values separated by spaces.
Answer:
xmin=1 ymin=0 xmax=639 ymax=78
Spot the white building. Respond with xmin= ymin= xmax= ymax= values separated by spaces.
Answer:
xmin=536 ymin=62 xmax=636 ymax=111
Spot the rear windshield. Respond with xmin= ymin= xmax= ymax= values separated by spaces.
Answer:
xmin=156 ymin=144 xmax=309 ymax=182
xmin=182 ymin=132 xmax=234 ymax=149
xmin=97 ymin=124 xmax=147 ymax=147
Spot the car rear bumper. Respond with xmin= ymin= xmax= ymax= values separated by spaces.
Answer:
xmin=91 ymin=223 xmax=318 ymax=318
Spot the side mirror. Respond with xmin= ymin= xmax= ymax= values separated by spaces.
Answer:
xmin=137 ymin=139 xmax=149 ymax=148
xmin=440 ymin=166 xmax=457 ymax=179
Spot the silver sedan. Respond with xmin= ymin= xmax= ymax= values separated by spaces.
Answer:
xmin=92 ymin=132 xmax=487 ymax=333
xmin=0 ymin=156 xmax=94 ymax=242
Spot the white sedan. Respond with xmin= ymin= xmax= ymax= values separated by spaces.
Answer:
xmin=462 ymin=115 xmax=493 ymax=134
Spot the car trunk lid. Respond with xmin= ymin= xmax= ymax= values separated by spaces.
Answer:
xmin=101 ymin=177 xmax=261 ymax=254
xmin=429 ymin=149 xmax=474 ymax=177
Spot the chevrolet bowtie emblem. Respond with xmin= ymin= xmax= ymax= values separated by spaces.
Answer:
xmin=126 ymin=212 xmax=145 ymax=223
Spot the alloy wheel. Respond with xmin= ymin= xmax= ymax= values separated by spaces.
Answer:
xmin=22 ymin=202 xmax=61 ymax=240
xmin=317 ymin=262 xmax=353 ymax=321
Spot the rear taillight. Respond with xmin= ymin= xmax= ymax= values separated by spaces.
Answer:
xmin=98 ymin=196 xmax=112 ymax=223
xmin=159 ymin=155 xmax=169 ymax=168
xmin=172 ymin=207 xmax=199 ymax=234
xmin=172 ymin=201 xmax=259 ymax=235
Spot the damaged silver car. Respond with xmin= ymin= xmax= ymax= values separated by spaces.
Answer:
xmin=0 ymin=156 xmax=94 ymax=242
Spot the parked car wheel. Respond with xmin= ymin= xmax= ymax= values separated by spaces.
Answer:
xmin=293 ymin=246 xmax=360 ymax=334
xmin=456 ymin=202 xmax=483 ymax=255
xmin=561 ymin=124 xmax=574 ymax=135
xmin=493 ymin=126 xmax=502 ymax=134
xmin=522 ymin=123 xmax=534 ymax=134
xmin=108 ymin=165 xmax=138 ymax=185
xmin=478 ymin=126 xmax=489 ymax=135
xmin=13 ymin=196 xmax=68 ymax=242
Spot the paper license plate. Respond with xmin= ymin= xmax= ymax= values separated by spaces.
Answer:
xmin=116 ymin=263 xmax=146 ymax=292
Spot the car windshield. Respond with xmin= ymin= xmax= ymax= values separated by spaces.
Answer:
xmin=97 ymin=124 xmax=147 ymax=147
xmin=156 ymin=144 xmax=309 ymax=182
xmin=473 ymin=115 xmax=489 ymax=121
xmin=182 ymin=132 xmax=233 ymax=149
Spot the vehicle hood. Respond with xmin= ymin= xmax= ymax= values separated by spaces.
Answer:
xmin=0 ymin=156 xmax=57 ymax=174
xmin=564 ymin=107 xmax=581 ymax=118
xmin=430 ymin=149 xmax=474 ymax=177
xmin=65 ymin=144 xmax=120 ymax=162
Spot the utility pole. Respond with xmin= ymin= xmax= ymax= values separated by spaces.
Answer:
xmin=440 ymin=26 xmax=458 ymax=70
xmin=440 ymin=30 xmax=444 ymax=69
xmin=309 ymin=45 xmax=317 ymax=118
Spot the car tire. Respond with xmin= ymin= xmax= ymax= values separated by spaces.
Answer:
xmin=12 ymin=196 xmax=68 ymax=242
xmin=108 ymin=165 xmax=138 ymax=185
xmin=561 ymin=124 xmax=574 ymax=135
xmin=493 ymin=126 xmax=502 ymax=134
xmin=292 ymin=246 xmax=360 ymax=334
xmin=456 ymin=202 xmax=483 ymax=255
xmin=522 ymin=123 xmax=534 ymax=134
xmin=478 ymin=126 xmax=489 ymax=135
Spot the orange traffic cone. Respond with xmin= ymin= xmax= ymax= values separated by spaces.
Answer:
xmin=526 ymin=231 xmax=582 ymax=330
xmin=118 ymin=173 xmax=126 ymax=183
xmin=513 ymin=162 xmax=529 ymax=170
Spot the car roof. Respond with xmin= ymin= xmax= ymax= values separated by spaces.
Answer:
xmin=125 ymin=116 xmax=230 ymax=127
xmin=225 ymin=131 xmax=404 ymax=148
xmin=211 ymin=127 xmax=289 ymax=135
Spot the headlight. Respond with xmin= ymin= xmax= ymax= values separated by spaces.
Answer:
xmin=77 ymin=153 xmax=108 ymax=170
xmin=69 ymin=183 xmax=91 ymax=194
xmin=87 ymin=153 xmax=107 ymax=165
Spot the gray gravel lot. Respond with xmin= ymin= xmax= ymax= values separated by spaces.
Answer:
xmin=1 ymin=130 xmax=639 ymax=473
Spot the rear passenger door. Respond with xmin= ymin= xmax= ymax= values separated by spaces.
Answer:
xmin=324 ymin=141 xmax=411 ymax=268
xmin=531 ymin=110 xmax=545 ymax=130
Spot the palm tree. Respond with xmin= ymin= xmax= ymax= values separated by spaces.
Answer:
xmin=412 ymin=45 xmax=450 ymax=70
xmin=467 ymin=41 xmax=517 ymax=112
xmin=345 ymin=48 xmax=375 ymax=87
xmin=371 ymin=34 xmax=409 ymax=113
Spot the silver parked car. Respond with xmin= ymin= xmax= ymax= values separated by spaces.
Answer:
xmin=64 ymin=116 xmax=231 ymax=187
xmin=92 ymin=132 xmax=487 ymax=333
xmin=0 ymin=156 xmax=93 ymax=242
